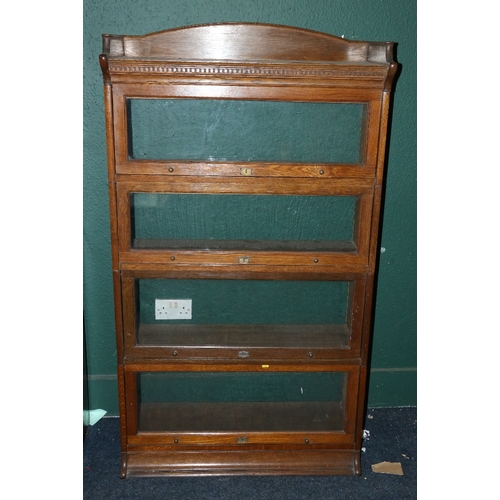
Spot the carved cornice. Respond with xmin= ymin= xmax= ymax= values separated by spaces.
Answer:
xmin=107 ymin=61 xmax=387 ymax=80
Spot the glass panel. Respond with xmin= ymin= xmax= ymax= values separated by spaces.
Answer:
xmin=136 ymin=278 xmax=351 ymax=349
xmin=128 ymin=99 xmax=366 ymax=164
xmin=131 ymin=193 xmax=357 ymax=252
xmin=137 ymin=371 xmax=347 ymax=432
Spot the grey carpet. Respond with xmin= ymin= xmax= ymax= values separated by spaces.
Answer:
xmin=84 ymin=406 xmax=416 ymax=499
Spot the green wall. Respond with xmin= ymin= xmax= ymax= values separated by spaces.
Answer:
xmin=83 ymin=0 xmax=417 ymax=414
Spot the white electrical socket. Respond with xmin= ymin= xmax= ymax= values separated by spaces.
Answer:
xmin=155 ymin=299 xmax=192 ymax=320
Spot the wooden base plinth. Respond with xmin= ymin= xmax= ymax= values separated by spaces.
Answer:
xmin=121 ymin=449 xmax=361 ymax=477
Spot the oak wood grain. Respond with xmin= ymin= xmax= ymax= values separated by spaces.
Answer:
xmin=100 ymin=22 xmax=397 ymax=478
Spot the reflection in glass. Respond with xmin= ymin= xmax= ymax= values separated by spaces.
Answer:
xmin=128 ymin=99 xmax=366 ymax=164
xmin=131 ymin=193 xmax=357 ymax=252
xmin=137 ymin=371 xmax=347 ymax=432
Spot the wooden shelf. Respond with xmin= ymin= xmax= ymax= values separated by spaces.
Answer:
xmin=139 ymin=401 xmax=345 ymax=433
xmin=133 ymin=238 xmax=357 ymax=253
xmin=138 ymin=323 xmax=350 ymax=349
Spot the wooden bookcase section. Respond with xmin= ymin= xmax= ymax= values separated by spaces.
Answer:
xmin=99 ymin=23 xmax=398 ymax=477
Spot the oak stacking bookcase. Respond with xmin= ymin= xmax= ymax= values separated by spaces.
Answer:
xmin=99 ymin=22 xmax=398 ymax=477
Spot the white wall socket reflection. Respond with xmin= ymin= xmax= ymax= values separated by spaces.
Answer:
xmin=155 ymin=299 xmax=192 ymax=320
